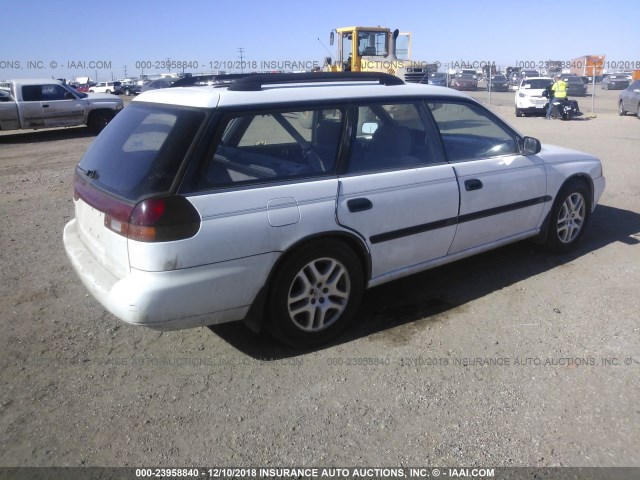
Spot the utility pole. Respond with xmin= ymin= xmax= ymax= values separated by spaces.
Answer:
xmin=238 ymin=48 xmax=245 ymax=73
xmin=123 ymin=65 xmax=128 ymax=78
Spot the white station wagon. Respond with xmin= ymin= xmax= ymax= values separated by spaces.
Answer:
xmin=63 ymin=72 xmax=605 ymax=347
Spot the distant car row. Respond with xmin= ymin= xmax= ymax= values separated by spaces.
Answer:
xmin=68 ymin=77 xmax=179 ymax=96
xmin=423 ymin=70 xmax=633 ymax=95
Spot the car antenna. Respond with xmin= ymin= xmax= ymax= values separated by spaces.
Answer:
xmin=317 ymin=37 xmax=334 ymax=63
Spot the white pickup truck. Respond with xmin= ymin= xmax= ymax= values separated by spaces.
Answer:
xmin=0 ymin=78 xmax=124 ymax=133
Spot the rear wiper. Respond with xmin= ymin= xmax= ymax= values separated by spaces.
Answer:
xmin=77 ymin=166 xmax=98 ymax=179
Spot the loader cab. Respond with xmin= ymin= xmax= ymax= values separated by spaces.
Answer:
xmin=330 ymin=26 xmax=405 ymax=72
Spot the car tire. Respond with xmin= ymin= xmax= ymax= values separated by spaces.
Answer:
xmin=637 ymin=104 xmax=640 ymax=119
xmin=88 ymin=111 xmax=114 ymax=134
xmin=267 ymin=240 xmax=364 ymax=348
xmin=543 ymin=179 xmax=591 ymax=253
xmin=106 ymin=89 xmax=111 ymax=94
xmin=515 ymin=107 xmax=522 ymax=117
xmin=125 ymin=89 xmax=131 ymax=96
xmin=619 ymin=101 xmax=626 ymax=116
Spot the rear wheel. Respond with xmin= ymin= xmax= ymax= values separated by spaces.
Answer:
xmin=88 ymin=111 xmax=113 ymax=134
xmin=267 ymin=240 xmax=363 ymax=348
xmin=544 ymin=180 xmax=591 ymax=253
xmin=637 ymin=104 xmax=640 ymax=119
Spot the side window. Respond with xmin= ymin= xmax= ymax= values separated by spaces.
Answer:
xmin=22 ymin=85 xmax=42 ymax=101
xmin=41 ymin=85 xmax=68 ymax=101
xmin=189 ymin=107 xmax=344 ymax=191
xmin=427 ymin=101 xmax=519 ymax=162
xmin=347 ymin=101 xmax=443 ymax=173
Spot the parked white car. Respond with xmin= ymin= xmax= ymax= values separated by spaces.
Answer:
xmin=515 ymin=76 xmax=553 ymax=117
xmin=89 ymin=81 xmax=121 ymax=94
xmin=63 ymin=72 xmax=605 ymax=347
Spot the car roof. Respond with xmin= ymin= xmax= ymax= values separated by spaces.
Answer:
xmin=5 ymin=78 xmax=64 ymax=86
xmin=133 ymin=77 xmax=471 ymax=109
xmin=521 ymin=77 xmax=552 ymax=82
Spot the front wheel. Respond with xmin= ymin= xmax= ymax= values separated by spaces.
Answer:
xmin=544 ymin=180 xmax=591 ymax=253
xmin=267 ymin=240 xmax=364 ymax=348
xmin=619 ymin=101 xmax=626 ymax=116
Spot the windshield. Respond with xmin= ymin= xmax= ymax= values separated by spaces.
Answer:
xmin=523 ymin=79 xmax=553 ymax=89
xmin=357 ymin=30 xmax=388 ymax=56
xmin=78 ymin=103 xmax=206 ymax=202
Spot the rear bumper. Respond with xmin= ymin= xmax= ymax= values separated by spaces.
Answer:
xmin=63 ymin=219 xmax=277 ymax=330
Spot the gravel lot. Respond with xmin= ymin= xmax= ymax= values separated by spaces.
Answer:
xmin=0 ymin=87 xmax=639 ymax=469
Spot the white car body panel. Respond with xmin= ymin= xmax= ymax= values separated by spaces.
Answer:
xmin=336 ymin=165 xmax=459 ymax=279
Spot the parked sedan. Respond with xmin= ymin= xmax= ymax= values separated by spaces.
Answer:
xmin=619 ymin=79 xmax=640 ymax=118
xmin=486 ymin=74 xmax=509 ymax=92
xmin=425 ymin=72 xmax=448 ymax=87
xmin=140 ymin=78 xmax=177 ymax=93
xmin=122 ymin=82 xmax=143 ymax=96
xmin=562 ymin=76 xmax=588 ymax=97
xmin=601 ymin=74 xmax=630 ymax=90
xmin=450 ymin=74 xmax=477 ymax=91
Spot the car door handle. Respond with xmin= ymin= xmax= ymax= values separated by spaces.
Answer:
xmin=42 ymin=104 xmax=50 ymax=108
xmin=464 ymin=179 xmax=483 ymax=191
xmin=347 ymin=198 xmax=373 ymax=212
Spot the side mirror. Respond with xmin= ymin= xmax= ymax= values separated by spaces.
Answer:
xmin=64 ymin=92 xmax=76 ymax=99
xmin=522 ymin=136 xmax=541 ymax=155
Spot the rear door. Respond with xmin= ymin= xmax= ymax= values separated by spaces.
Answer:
xmin=170 ymin=105 xmax=346 ymax=273
xmin=427 ymin=100 xmax=547 ymax=254
xmin=336 ymin=100 xmax=459 ymax=281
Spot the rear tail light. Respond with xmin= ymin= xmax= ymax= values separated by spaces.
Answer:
xmin=105 ymin=196 xmax=201 ymax=242
xmin=74 ymin=172 xmax=200 ymax=242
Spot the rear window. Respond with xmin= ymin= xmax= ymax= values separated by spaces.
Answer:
xmin=78 ymin=103 xmax=206 ymax=202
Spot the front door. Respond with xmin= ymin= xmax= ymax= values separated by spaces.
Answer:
xmin=426 ymin=100 xmax=547 ymax=254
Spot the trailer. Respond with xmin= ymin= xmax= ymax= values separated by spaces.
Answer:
xmin=569 ymin=55 xmax=605 ymax=81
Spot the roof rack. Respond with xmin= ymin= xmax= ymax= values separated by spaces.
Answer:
xmin=227 ymin=72 xmax=405 ymax=91
xmin=171 ymin=73 xmax=252 ymax=88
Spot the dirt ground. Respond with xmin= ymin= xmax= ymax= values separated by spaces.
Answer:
xmin=0 ymin=88 xmax=638 ymax=469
